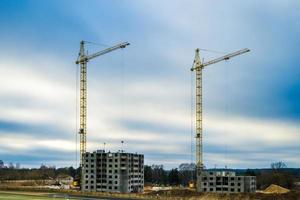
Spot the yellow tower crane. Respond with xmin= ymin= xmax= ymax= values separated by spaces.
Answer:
xmin=190 ymin=48 xmax=250 ymax=189
xmin=75 ymin=41 xmax=130 ymax=186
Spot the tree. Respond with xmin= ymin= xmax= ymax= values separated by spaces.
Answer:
xmin=178 ymin=163 xmax=196 ymax=186
xmin=39 ymin=164 xmax=55 ymax=179
xmin=257 ymin=162 xmax=294 ymax=189
xmin=168 ymin=168 xmax=180 ymax=186
xmin=0 ymin=166 xmax=81 ymax=181
xmin=271 ymin=162 xmax=294 ymax=188
xmin=178 ymin=163 xmax=196 ymax=171
xmin=144 ymin=165 xmax=153 ymax=184
xmin=244 ymin=169 xmax=256 ymax=176
xmin=151 ymin=165 xmax=167 ymax=185
xmin=271 ymin=161 xmax=287 ymax=170
xmin=68 ymin=167 xmax=77 ymax=178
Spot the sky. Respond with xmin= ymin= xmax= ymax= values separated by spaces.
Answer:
xmin=0 ymin=0 xmax=299 ymax=169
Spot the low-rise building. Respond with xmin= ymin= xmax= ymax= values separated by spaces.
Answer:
xmin=197 ymin=170 xmax=256 ymax=193
xmin=82 ymin=150 xmax=144 ymax=193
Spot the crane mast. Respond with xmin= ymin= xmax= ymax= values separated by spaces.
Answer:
xmin=76 ymin=41 xmax=130 ymax=171
xmin=78 ymin=41 xmax=87 ymax=169
xmin=190 ymin=48 xmax=250 ymax=178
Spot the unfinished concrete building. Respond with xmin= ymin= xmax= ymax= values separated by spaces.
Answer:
xmin=82 ymin=150 xmax=144 ymax=193
xmin=197 ymin=170 xmax=256 ymax=193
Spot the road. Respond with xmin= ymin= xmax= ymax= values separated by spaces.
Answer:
xmin=49 ymin=193 xmax=143 ymax=200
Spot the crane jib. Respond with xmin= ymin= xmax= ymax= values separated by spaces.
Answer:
xmin=75 ymin=42 xmax=130 ymax=64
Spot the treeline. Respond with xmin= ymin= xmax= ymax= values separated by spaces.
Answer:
xmin=144 ymin=162 xmax=300 ymax=189
xmin=144 ymin=163 xmax=196 ymax=186
xmin=247 ymin=162 xmax=299 ymax=189
xmin=0 ymin=165 xmax=80 ymax=181
xmin=0 ymin=161 xmax=299 ymax=190
xmin=0 ymin=163 xmax=197 ymax=186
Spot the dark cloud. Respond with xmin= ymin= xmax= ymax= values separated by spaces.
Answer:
xmin=0 ymin=120 xmax=70 ymax=139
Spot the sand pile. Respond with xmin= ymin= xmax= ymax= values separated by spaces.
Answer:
xmin=263 ymin=184 xmax=290 ymax=194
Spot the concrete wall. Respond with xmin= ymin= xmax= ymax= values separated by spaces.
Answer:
xmin=197 ymin=170 xmax=256 ymax=193
xmin=82 ymin=150 xmax=144 ymax=193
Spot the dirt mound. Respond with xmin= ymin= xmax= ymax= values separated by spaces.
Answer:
xmin=263 ymin=184 xmax=290 ymax=194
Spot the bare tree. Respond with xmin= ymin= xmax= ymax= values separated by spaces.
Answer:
xmin=271 ymin=161 xmax=287 ymax=170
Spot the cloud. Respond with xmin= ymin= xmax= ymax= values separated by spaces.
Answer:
xmin=0 ymin=0 xmax=299 ymax=169
xmin=0 ymin=133 xmax=75 ymax=153
xmin=0 ymin=48 xmax=299 ymax=168
xmin=205 ymin=114 xmax=300 ymax=149
xmin=203 ymin=114 xmax=300 ymax=168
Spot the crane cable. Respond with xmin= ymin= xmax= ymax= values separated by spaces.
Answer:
xmin=121 ymin=48 xmax=125 ymax=152
xmin=198 ymin=48 xmax=227 ymax=55
xmin=83 ymin=41 xmax=110 ymax=48
xmin=225 ymin=60 xmax=229 ymax=169
xmin=190 ymin=70 xmax=195 ymax=181
xmin=75 ymin=60 xmax=79 ymax=168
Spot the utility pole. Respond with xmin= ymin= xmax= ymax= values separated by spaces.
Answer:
xmin=75 ymin=41 xmax=130 ymax=189
xmin=190 ymin=48 xmax=250 ymax=188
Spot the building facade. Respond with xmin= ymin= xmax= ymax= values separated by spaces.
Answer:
xmin=197 ymin=170 xmax=256 ymax=193
xmin=82 ymin=150 xmax=144 ymax=193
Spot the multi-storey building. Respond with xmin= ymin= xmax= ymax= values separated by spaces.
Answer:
xmin=82 ymin=150 xmax=144 ymax=193
xmin=197 ymin=170 xmax=256 ymax=193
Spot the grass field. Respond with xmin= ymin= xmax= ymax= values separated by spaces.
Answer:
xmin=0 ymin=192 xmax=65 ymax=200
xmin=1 ymin=189 xmax=299 ymax=200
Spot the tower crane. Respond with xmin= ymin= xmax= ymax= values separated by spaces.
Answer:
xmin=75 ymin=41 xmax=130 ymax=170
xmin=190 ymin=48 xmax=250 ymax=187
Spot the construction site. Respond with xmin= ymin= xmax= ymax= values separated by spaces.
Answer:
xmin=0 ymin=1 xmax=300 ymax=200
xmin=0 ymin=40 xmax=299 ymax=199
xmin=72 ymin=39 xmax=255 ymax=193
xmin=1 ymin=39 xmax=299 ymax=200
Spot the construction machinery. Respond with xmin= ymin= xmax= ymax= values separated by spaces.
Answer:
xmin=190 ymin=48 xmax=250 ymax=188
xmin=75 ymin=41 xmax=130 ymax=189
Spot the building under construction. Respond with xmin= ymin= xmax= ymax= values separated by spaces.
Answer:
xmin=75 ymin=41 xmax=144 ymax=193
xmin=197 ymin=170 xmax=256 ymax=193
xmin=82 ymin=150 xmax=144 ymax=193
